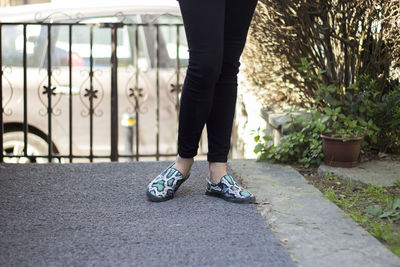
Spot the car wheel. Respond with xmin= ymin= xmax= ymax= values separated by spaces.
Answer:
xmin=3 ymin=131 xmax=62 ymax=163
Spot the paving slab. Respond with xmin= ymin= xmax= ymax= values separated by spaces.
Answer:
xmin=227 ymin=158 xmax=400 ymax=267
xmin=318 ymin=160 xmax=400 ymax=186
xmin=0 ymin=161 xmax=294 ymax=267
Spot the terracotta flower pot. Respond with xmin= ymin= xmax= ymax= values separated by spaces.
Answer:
xmin=320 ymin=133 xmax=364 ymax=168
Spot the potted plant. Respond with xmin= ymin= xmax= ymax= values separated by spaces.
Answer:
xmin=320 ymin=107 xmax=368 ymax=167
xmin=298 ymin=59 xmax=378 ymax=167
xmin=315 ymin=82 xmax=378 ymax=168
xmin=282 ymin=58 xmax=379 ymax=167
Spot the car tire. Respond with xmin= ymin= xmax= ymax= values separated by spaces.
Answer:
xmin=3 ymin=131 xmax=62 ymax=163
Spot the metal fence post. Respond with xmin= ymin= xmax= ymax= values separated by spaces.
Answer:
xmin=110 ymin=24 xmax=119 ymax=161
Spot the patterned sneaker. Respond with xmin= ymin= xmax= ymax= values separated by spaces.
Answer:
xmin=146 ymin=161 xmax=191 ymax=202
xmin=205 ymin=174 xmax=256 ymax=204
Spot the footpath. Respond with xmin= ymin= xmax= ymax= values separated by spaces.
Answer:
xmin=227 ymin=158 xmax=400 ymax=267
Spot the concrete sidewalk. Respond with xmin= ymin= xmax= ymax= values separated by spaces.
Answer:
xmin=0 ymin=161 xmax=294 ymax=267
xmin=318 ymin=160 xmax=400 ymax=186
xmin=227 ymin=159 xmax=400 ymax=267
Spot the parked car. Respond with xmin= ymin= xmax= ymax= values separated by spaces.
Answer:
xmin=0 ymin=0 xmax=210 ymax=163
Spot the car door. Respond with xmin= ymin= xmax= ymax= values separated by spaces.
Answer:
xmin=51 ymin=13 xmax=189 ymax=161
xmin=50 ymin=15 xmax=153 ymax=161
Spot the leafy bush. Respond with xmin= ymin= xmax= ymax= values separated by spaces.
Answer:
xmin=252 ymin=107 xmax=326 ymax=167
xmin=252 ymin=59 xmax=400 ymax=166
xmin=300 ymin=58 xmax=379 ymax=140
xmin=358 ymin=77 xmax=400 ymax=153
xmin=242 ymin=0 xmax=400 ymax=108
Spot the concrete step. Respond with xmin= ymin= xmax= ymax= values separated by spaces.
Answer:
xmin=228 ymin=159 xmax=400 ymax=267
xmin=318 ymin=160 xmax=400 ymax=186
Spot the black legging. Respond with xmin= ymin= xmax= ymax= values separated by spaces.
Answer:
xmin=177 ymin=0 xmax=259 ymax=162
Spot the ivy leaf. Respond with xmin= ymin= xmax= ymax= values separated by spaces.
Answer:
xmin=379 ymin=210 xmax=394 ymax=218
xmin=363 ymin=206 xmax=383 ymax=216
xmin=346 ymin=91 xmax=353 ymax=101
xmin=263 ymin=135 xmax=273 ymax=142
xmin=327 ymin=84 xmax=336 ymax=93
xmin=326 ymin=96 xmax=334 ymax=105
xmin=300 ymin=57 xmax=309 ymax=66
xmin=390 ymin=199 xmax=400 ymax=210
xmin=254 ymin=143 xmax=264 ymax=154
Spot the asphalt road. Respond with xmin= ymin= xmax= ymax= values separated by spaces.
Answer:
xmin=0 ymin=160 xmax=295 ymax=266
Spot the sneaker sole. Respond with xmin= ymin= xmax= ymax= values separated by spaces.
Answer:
xmin=146 ymin=190 xmax=173 ymax=202
xmin=205 ymin=191 xmax=256 ymax=204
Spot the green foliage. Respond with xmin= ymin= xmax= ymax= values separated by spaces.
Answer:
xmin=252 ymin=58 xmax=385 ymax=166
xmin=252 ymin=107 xmax=325 ymax=167
xmin=364 ymin=199 xmax=400 ymax=221
xmin=324 ymin=188 xmax=360 ymax=210
xmin=332 ymin=74 xmax=400 ymax=151
xmin=359 ymin=78 xmax=400 ymax=153
xmin=301 ymin=58 xmax=380 ymax=140
xmin=302 ymin=57 xmax=400 ymax=151
xmin=371 ymin=222 xmax=394 ymax=242
xmin=252 ymin=58 xmax=399 ymax=167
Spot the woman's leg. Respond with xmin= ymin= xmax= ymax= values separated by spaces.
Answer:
xmin=175 ymin=0 xmax=226 ymax=171
xmin=207 ymin=0 xmax=259 ymax=182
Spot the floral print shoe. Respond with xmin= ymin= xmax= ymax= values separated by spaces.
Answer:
xmin=205 ymin=174 xmax=256 ymax=204
xmin=146 ymin=161 xmax=191 ymax=202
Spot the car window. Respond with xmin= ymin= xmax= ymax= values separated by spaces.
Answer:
xmin=52 ymin=15 xmax=147 ymax=68
xmin=141 ymin=13 xmax=188 ymax=69
xmin=1 ymin=13 xmax=183 ymax=70
xmin=1 ymin=24 xmax=44 ymax=67
xmin=155 ymin=13 xmax=188 ymax=68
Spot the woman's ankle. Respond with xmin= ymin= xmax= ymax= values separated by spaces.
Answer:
xmin=176 ymin=155 xmax=194 ymax=165
xmin=208 ymin=162 xmax=227 ymax=184
xmin=174 ymin=155 xmax=194 ymax=176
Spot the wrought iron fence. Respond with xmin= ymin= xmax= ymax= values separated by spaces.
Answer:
xmin=0 ymin=19 xmax=206 ymax=163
